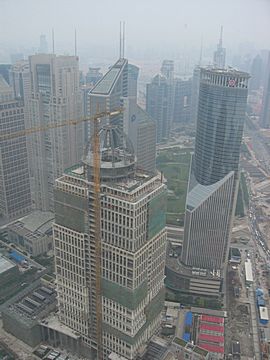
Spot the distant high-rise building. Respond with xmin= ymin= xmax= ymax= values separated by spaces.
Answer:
xmin=9 ymin=60 xmax=30 ymax=102
xmin=213 ymin=26 xmax=226 ymax=69
xmin=261 ymin=53 xmax=270 ymax=128
xmin=9 ymin=60 xmax=32 ymax=185
xmin=86 ymin=67 xmax=103 ymax=85
xmin=28 ymin=54 xmax=83 ymax=211
xmin=127 ymin=63 xmax=139 ymax=100
xmin=10 ymin=53 xmax=24 ymax=64
xmin=89 ymin=59 xmax=156 ymax=173
xmin=38 ymin=34 xmax=48 ymax=54
xmin=81 ymin=83 xmax=93 ymax=144
xmin=190 ymin=66 xmax=201 ymax=123
xmin=0 ymin=76 xmax=32 ymax=220
xmin=261 ymin=72 xmax=270 ymax=128
xmin=250 ymin=54 xmax=262 ymax=91
xmin=146 ymin=74 xmax=173 ymax=143
xmin=0 ymin=64 xmax=12 ymax=84
xmin=89 ymin=58 xmax=128 ymax=132
xmin=260 ymin=50 xmax=270 ymax=83
xmin=124 ymin=99 xmax=156 ymax=173
xmin=181 ymin=68 xmax=249 ymax=270
xmin=173 ymin=77 xmax=192 ymax=124
xmin=124 ymin=63 xmax=156 ymax=172
xmin=161 ymin=59 xmax=174 ymax=81
xmin=54 ymin=125 xmax=167 ymax=359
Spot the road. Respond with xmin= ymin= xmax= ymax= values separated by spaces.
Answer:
xmin=243 ymin=180 xmax=270 ymax=359
xmin=245 ymin=116 xmax=270 ymax=176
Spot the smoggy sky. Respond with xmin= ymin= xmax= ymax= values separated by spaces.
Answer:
xmin=0 ymin=0 xmax=269 ymax=60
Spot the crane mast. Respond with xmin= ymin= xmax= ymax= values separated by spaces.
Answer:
xmin=0 ymin=108 xmax=123 ymax=360
xmin=93 ymin=114 xmax=102 ymax=359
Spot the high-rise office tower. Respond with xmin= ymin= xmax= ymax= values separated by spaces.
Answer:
xmin=28 ymin=54 xmax=83 ymax=211
xmin=213 ymin=26 xmax=226 ymax=69
xmin=261 ymin=71 xmax=270 ymax=128
xmin=9 ymin=60 xmax=31 ymax=102
xmin=190 ymin=66 xmax=201 ymax=123
xmin=9 ymin=60 xmax=34 ymax=193
xmin=38 ymin=34 xmax=48 ymax=54
xmin=181 ymin=68 xmax=249 ymax=270
xmin=0 ymin=76 xmax=32 ymax=220
xmin=86 ymin=67 xmax=103 ymax=85
xmin=146 ymin=60 xmax=175 ymax=143
xmin=124 ymin=63 xmax=156 ymax=173
xmin=260 ymin=50 xmax=270 ymax=84
xmin=127 ymin=64 xmax=139 ymax=100
xmin=261 ymin=54 xmax=270 ymax=128
xmin=0 ymin=64 xmax=12 ymax=84
xmin=53 ymin=125 xmax=167 ymax=359
xmin=89 ymin=58 xmax=128 ymax=132
xmin=10 ymin=53 xmax=24 ymax=65
xmin=250 ymin=54 xmax=262 ymax=91
xmin=173 ymin=77 xmax=192 ymax=124
xmin=161 ymin=60 xmax=174 ymax=81
xmin=146 ymin=74 xmax=173 ymax=143
xmin=89 ymin=59 xmax=156 ymax=173
xmin=124 ymin=99 xmax=156 ymax=173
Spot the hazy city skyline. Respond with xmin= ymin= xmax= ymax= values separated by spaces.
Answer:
xmin=0 ymin=0 xmax=270 ymax=62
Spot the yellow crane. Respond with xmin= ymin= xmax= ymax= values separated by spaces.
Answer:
xmin=0 ymin=108 xmax=123 ymax=360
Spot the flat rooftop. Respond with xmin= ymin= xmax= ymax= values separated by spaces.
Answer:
xmin=140 ymin=337 xmax=169 ymax=360
xmin=64 ymin=164 xmax=158 ymax=194
xmin=0 ymin=255 xmax=15 ymax=274
xmin=166 ymin=255 xmax=221 ymax=280
xmin=5 ymin=283 xmax=56 ymax=324
xmin=8 ymin=210 xmax=54 ymax=235
xmin=201 ymin=66 xmax=249 ymax=77
xmin=41 ymin=313 xmax=80 ymax=340
xmin=90 ymin=58 xmax=127 ymax=95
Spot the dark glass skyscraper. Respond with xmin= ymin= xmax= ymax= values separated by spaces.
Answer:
xmin=195 ymin=68 xmax=249 ymax=185
xmin=261 ymin=56 xmax=270 ymax=128
xmin=146 ymin=75 xmax=173 ymax=143
xmin=250 ymin=54 xmax=262 ymax=91
xmin=181 ymin=68 xmax=249 ymax=270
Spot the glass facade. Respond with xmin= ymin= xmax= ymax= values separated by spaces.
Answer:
xmin=194 ymin=68 xmax=249 ymax=186
xmin=181 ymin=68 xmax=249 ymax=271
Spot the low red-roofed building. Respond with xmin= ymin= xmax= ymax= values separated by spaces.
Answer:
xmin=198 ymin=333 xmax=224 ymax=344
xmin=201 ymin=315 xmax=224 ymax=324
xmin=199 ymin=323 xmax=224 ymax=334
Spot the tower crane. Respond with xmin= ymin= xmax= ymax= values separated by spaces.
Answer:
xmin=0 ymin=108 xmax=123 ymax=360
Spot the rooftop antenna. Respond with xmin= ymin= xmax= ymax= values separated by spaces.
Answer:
xmin=52 ymin=28 xmax=55 ymax=54
xmin=219 ymin=25 xmax=223 ymax=47
xmin=119 ymin=21 xmax=122 ymax=58
xmin=123 ymin=21 xmax=125 ymax=58
xmin=74 ymin=28 xmax=77 ymax=56
xmin=199 ymin=35 xmax=203 ymax=66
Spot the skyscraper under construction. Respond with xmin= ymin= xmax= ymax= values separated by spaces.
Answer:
xmin=53 ymin=124 xmax=167 ymax=359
